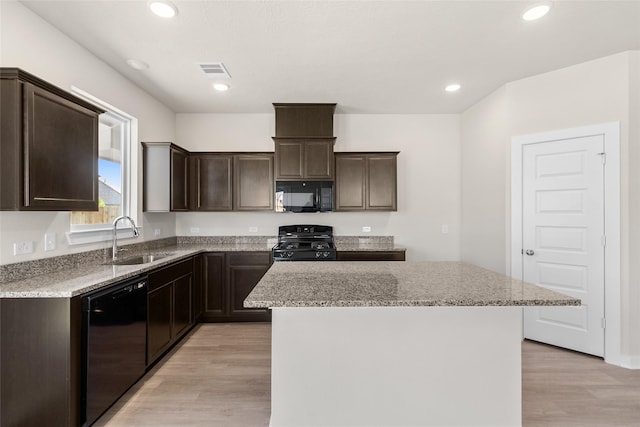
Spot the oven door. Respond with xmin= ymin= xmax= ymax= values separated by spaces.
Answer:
xmin=275 ymin=181 xmax=333 ymax=212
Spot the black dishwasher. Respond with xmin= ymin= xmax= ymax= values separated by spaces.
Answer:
xmin=82 ymin=275 xmax=148 ymax=426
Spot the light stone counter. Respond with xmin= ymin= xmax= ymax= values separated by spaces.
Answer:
xmin=0 ymin=235 xmax=405 ymax=298
xmin=245 ymin=260 xmax=579 ymax=308
xmin=246 ymin=261 xmax=579 ymax=427
xmin=0 ymin=243 xmax=273 ymax=298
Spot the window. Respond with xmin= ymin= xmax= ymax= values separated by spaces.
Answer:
xmin=69 ymin=88 xmax=137 ymax=244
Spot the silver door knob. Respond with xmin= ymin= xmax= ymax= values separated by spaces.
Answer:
xmin=525 ymin=249 xmax=535 ymax=256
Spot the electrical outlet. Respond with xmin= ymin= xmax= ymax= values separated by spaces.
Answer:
xmin=44 ymin=233 xmax=56 ymax=251
xmin=13 ymin=241 xmax=34 ymax=255
xmin=362 ymin=226 xmax=371 ymax=233
xmin=154 ymin=228 xmax=161 ymax=237
xmin=441 ymin=224 xmax=449 ymax=234
xmin=249 ymin=226 xmax=258 ymax=233
xmin=190 ymin=227 xmax=200 ymax=234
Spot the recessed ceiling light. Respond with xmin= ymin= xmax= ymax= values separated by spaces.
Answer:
xmin=213 ymin=83 xmax=230 ymax=92
xmin=148 ymin=0 xmax=178 ymax=18
xmin=126 ymin=59 xmax=149 ymax=70
xmin=445 ymin=84 xmax=461 ymax=92
xmin=522 ymin=2 xmax=551 ymax=21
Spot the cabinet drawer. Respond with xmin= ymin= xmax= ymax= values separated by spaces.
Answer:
xmin=148 ymin=258 xmax=192 ymax=290
xmin=336 ymin=251 xmax=406 ymax=261
xmin=228 ymin=252 xmax=271 ymax=266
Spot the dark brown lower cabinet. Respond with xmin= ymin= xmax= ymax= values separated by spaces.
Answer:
xmin=203 ymin=252 xmax=226 ymax=320
xmin=173 ymin=275 xmax=193 ymax=338
xmin=0 ymin=297 xmax=82 ymax=426
xmin=147 ymin=285 xmax=172 ymax=364
xmin=201 ymin=251 xmax=272 ymax=322
xmin=192 ymin=254 xmax=203 ymax=322
xmin=228 ymin=252 xmax=272 ymax=322
xmin=147 ymin=258 xmax=194 ymax=366
xmin=336 ymin=250 xmax=406 ymax=261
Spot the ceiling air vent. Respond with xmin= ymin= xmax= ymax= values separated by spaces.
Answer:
xmin=198 ymin=62 xmax=231 ymax=79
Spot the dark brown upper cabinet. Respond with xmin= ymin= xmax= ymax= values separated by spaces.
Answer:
xmin=335 ymin=152 xmax=398 ymax=211
xmin=234 ymin=154 xmax=274 ymax=211
xmin=272 ymin=103 xmax=337 ymax=181
xmin=0 ymin=68 xmax=104 ymax=211
xmin=171 ymin=148 xmax=189 ymax=211
xmin=273 ymin=138 xmax=335 ymax=180
xmin=189 ymin=154 xmax=233 ymax=211
xmin=142 ymin=142 xmax=189 ymax=212
xmin=273 ymin=103 xmax=336 ymax=138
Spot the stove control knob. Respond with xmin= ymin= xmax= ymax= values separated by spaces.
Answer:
xmin=315 ymin=252 xmax=321 ymax=258
xmin=286 ymin=251 xmax=293 ymax=258
xmin=323 ymin=252 xmax=329 ymax=258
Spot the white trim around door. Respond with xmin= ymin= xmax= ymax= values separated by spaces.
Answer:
xmin=511 ymin=122 xmax=623 ymax=367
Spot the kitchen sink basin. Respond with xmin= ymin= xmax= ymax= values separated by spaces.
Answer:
xmin=109 ymin=253 xmax=175 ymax=265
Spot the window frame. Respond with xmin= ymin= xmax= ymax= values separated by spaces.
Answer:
xmin=67 ymin=87 xmax=139 ymax=245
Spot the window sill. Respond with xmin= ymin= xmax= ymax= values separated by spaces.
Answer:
xmin=67 ymin=227 xmax=142 ymax=246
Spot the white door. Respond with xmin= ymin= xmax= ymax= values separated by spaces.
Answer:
xmin=521 ymin=135 xmax=605 ymax=357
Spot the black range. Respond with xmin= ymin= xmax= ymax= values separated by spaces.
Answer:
xmin=272 ymin=225 xmax=336 ymax=261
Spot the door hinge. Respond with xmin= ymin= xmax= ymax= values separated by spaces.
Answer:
xmin=602 ymin=235 xmax=606 ymax=247
xmin=601 ymin=318 xmax=606 ymax=329
xmin=597 ymin=152 xmax=606 ymax=165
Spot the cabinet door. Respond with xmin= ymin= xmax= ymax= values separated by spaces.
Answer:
xmin=274 ymin=140 xmax=303 ymax=179
xmin=170 ymin=148 xmax=189 ymax=211
xmin=173 ymin=274 xmax=193 ymax=340
xmin=367 ymin=155 xmax=397 ymax=210
xmin=228 ymin=252 xmax=272 ymax=322
xmin=147 ymin=284 xmax=173 ymax=364
xmin=234 ymin=154 xmax=274 ymax=211
xmin=192 ymin=255 xmax=203 ymax=322
xmin=202 ymin=252 xmax=227 ymax=320
xmin=24 ymin=83 xmax=98 ymax=211
xmin=228 ymin=266 xmax=271 ymax=321
xmin=190 ymin=155 xmax=233 ymax=211
xmin=335 ymin=155 xmax=366 ymax=211
xmin=336 ymin=251 xmax=405 ymax=261
xmin=304 ymin=140 xmax=334 ymax=179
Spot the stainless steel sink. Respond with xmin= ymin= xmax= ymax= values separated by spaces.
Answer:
xmin=109 ymin=253 xmax=175 ymax=265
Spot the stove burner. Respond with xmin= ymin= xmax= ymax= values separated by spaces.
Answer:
xmin=312 ymin=242 xmax=330 ymax=250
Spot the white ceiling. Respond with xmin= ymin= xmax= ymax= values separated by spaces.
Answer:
xmin=19 ymin=0 xmax=640 ymax=114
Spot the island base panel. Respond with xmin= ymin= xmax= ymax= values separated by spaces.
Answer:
xmin=270 ymin=306 xmax=522 ymax=427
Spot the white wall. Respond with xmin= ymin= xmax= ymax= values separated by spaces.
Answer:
xmin=176 ymin=113 xmax=462 ymax=261
xmin=627 ymin=51 xmax=640 ymax=359
xmin=460 ymin=86 xmax=509 ymax=274
xmin=0 ymin=2 xmax=177 ymax=264
xmin=460 ymin=51 xmax=640 ymax=362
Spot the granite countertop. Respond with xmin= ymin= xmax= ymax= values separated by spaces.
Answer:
xmin=0 ymin=243 xmax=273 ymax=298
xmin=0 ymin=235 xmax=405 ymax=298
xmin=244 ymin=261 xmax=580 ymax=308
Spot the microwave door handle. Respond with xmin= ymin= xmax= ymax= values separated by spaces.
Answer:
xmin=315 ymin=188 xmax=320 ymax=208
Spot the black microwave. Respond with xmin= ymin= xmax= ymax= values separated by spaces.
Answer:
xmin=275 ymin=181 xmax=333 ymax=212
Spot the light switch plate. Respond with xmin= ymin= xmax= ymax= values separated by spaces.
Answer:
xmin=362 ymin=226 xmax=371 ymax=233
xmin=44 ymin=233 xmax=56 ymax=251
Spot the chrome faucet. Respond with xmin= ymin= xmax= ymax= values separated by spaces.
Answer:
xmin=112 ymin=215 xmax=140 ymax=261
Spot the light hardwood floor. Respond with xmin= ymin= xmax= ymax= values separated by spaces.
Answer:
xmin=97 ymin=324 xmax=640 ymax=426
xmin=522 ymin=339 xmax=640 ymax=426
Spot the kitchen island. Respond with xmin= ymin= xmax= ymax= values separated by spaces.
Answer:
xmin=245 ymin=261 xmax=580 ymax=427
